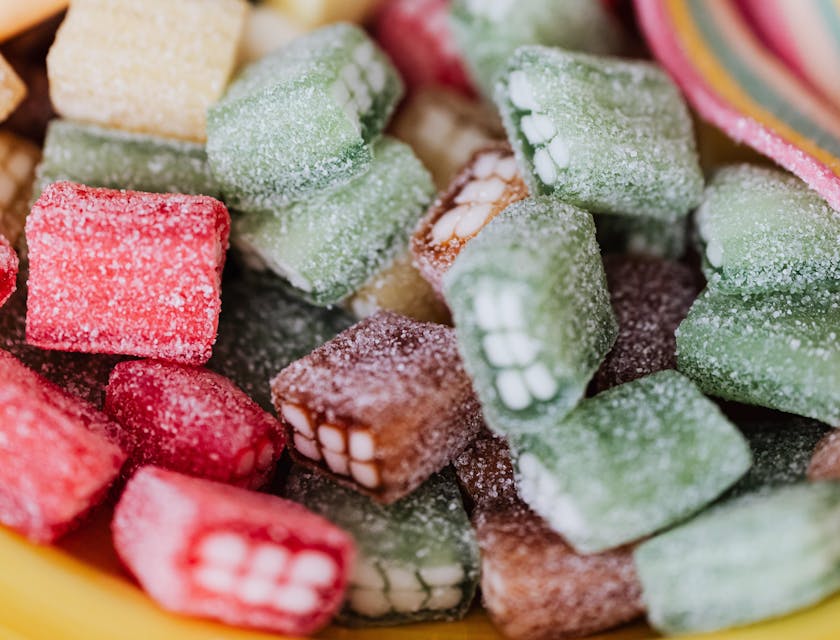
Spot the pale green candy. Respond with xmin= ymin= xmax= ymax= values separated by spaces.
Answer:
xmin=676 ymin=288 xmax=840 ymax=426
xmin=442 ymin=196 xmax=617 ymax=437
xmin=232 ymin=137 xmax=434 ymax=306
xmin=513 ymin=370 xmax=751 ymax=554
xmin=449 ymin=0 xmax=623 ymax=97
xmin=635 ymin=482 xmax=840 ymax=635
xmin=697 ymin=165 xmax=840 ymax=293
xmin=207 ymin=23 xmax=403 ymax=210
xmin=595 ymin=212 xmax=688 ymax=259
xmin=283 ymin=466 xmax=479 ymax=627
xmin=495 ymin=47 xmax=704 ymax=221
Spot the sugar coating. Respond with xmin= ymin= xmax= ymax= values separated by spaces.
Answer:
xmin=595 ymin=212 xmax=688 ymax=260
xmin=809 ymin=430 xmax=840 ymax=481
xmin=0 ymin=348 xmax=125 ymax=543
xmin=263 ymin=0 xmax=381 ymax=27
xmin=208 ymin=23 xmax=403 ymax=210
xmin=443 ymin=196 xmax=617 ymax=437
xmin=475 ymin=501 xmax=643 ymax=640
xmin=452 ymin=429 xmax=518 ymax=510
xmin=0 ymin=130 xmax=40 ymax=245
xmin=233 ymin=137 xmax=434 ymax=306
xmin=676 ymin=288 xmax=840 ymax=426
xmin=697 ymin=164 xmax=840 ymax=293
xmin=236 ymin=5 xmax=305 ymax=67
xmin=284 ymin=466 xmax=479 ymax=626
xmin=495 ymin=47 xmax=704 ymax=221
xmin=47 ymin=0 xmax=247 ymax=141
xmin=0 ymin=233 xmax=17 ymax=308
xmin=594 ymin=255 xmax=702 ymax=392
xmin=635 ymin=482 xmax=840 ymax=635
xmin=25 ymin=182 xmax=230 ymax=365
xmin=449 ymin=0 xmax=624 ymax=97
xmin=36 ymin=120 xmax=220 ymax=199
xmin=515 ymin=370 xmax=751 ymax=553
xmin=0 ymin=53 xmax=25 ymax=122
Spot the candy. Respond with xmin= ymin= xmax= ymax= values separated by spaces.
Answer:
xmin=0 ymin=0 xmax=67 ymax=43
xmin=233 ymin=137 xmax=433 ymax=306
xmin=112 ymin=467 xmax=354 ymax=635
xmin=207 ymin=24 xmax=403 ymax=210
xmin=594 ymin=212 xmax=688 ymax=260
xmin=264 ymin=0 xmax=382 ymax=27
xmin=104 ymin=360 xmax=284 ymax=489
xmin=443 ymin=196 xmax=617 ymax=437
xmin=809 ymin=430 xmax=840 ymax=481
xmin=284 ymin=466 xmax=479 ymax=626
xmin=635 ymin=482 xmax=840 ymax=635
xmin=594 ymin=255 xmax=701 ymax=392
xmin=515 ymin=370 xmax=751 ymax=553
xmin=26 ymin=182 xmax=230 ymax=365
xmin=0 ymin=52 xmax=25 ymax=122
xmin=271 ymin=311 xmax=483 ymax=503
xmin=452 ymin=429 xmax=518 ymax=510
xmin=0 ymin=348 xmax=125 ymax=543
xmin=0 ymin=233 xmax=17 ymax=308
xmin=237 ymin=5 xmax=305 ymax=67
xmin=47 ymin=0 xmax=247 ymax=141
xmin=412 ymin=143 xmax=528 ymax=298
xmin=495 ymin=47 xmax=704 ymax=221
xmin=35 ymin=120 xmax=220 ymax=199
xmin=0 ymin=130 xmax=40 ymax=245
xmin=449 ymin=0 xmax=624 ymax=97
xmin=697 ymin=164 xmax=840 ymax=293
xmin=676 ymin=288 xmax=840 ymax=426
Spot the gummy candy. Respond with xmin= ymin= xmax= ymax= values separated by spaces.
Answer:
xmin=0 ymin=130 xmax=40 ymax=245
xmin=264 ymin=0 xmax=381 ymax=27
xmin=809 ymin=429 xmax=840 ymax=481
xmin=237 ymin=5 xmax=305 ymax=67
xmin=0 ymin=0 xmax=67 ymax=43
xmin=452 ymin=429 xmax=518 ymax=510
xmin=0 ymin=233 xmax=17 ymax=308
xmin=0 ymin=52 xmax=25 ymax=122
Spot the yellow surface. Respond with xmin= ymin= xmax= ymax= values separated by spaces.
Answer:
xmin=0 ymin=0 xmax=67 ymax=43
xmin=263 ymin=0 xmax=383 ymax=28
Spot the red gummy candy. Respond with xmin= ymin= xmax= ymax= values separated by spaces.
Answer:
xmin=375 ymin=0 xmax=475 ymax=97
xmin=105 ymin=360 xmax=284 ymax=489
xmin=0 ymin=233 xmax=18 ymax=308
xmin=25 ymin=182 xmax=230 ymax=365
xmin=0 ymin=348 xmax=126 ymax=543
xmin=113 ymin=467 xmax=355 ymax=636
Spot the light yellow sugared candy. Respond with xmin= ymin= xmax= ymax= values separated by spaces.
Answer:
xmin=264 ymin=0 xmax=382 ymax=28
xmin=0 ymin=54 xmax=25 ymax=123
xmin=237 ymin=5 xmax=306 ymax=67
xmin=47 ymin=0 xmax=247 ymax=142
xmin=0 ymin=0 xmax=67 ymax=43
xmin=0 ymin=131 xmax=40 ymax=246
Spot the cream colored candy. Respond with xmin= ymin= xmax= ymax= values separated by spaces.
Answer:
xmin=237 ymin=5 xmax=306 ymax=67
xmin=264 ymin=0 xmax=382 ymax=28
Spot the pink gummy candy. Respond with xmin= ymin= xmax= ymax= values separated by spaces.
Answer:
xmin=25 ymin=182 xmax=230 ymax=365
xmin=0 ymin=233 xmax=17 ymax=308
xmin=0 ymin=348 xmax=126 ymax=543
xmin=105 ymin=360 xmax=284 ymax=489
xmin=113 ymin=467 xmax=355 ymax=636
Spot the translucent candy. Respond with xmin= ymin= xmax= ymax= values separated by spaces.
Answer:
xmin=442 ymin=196 xmax=617 ymax=437
xmin=47 ymin=0 xmax=247 ymax=141
xmin=495 ymin=47 xmax=704 ymax=221
xmin=113 ymin=467 xmax=355 ymax=636
xmin=697 ymin=164 xmax=840 ymax=293
xmin=0 ymin=52 xmax=25 ymax=122
xmin=595 ymin=212 xmax=688 ymax=260
xmin=0 ymin=130 xmax=40 ymax=245
xmin=452 ymin=429 xmax=518 ymax=510
xmin=263 ymin=0 xmax=381 ymax=27
xmin=0 ymin=233 xmax=17 ymax=308
xmin=676 ymin=288 xmax=840 ymax=426
xmin=26 ymin=182 xmax=230 ymax=365
xmin=236 ymin=5 xmax=305 ymax=67
xmin=271 ymin=311 xmax=484 ymax=504
xmin=233 ymin=137 xmax=434 ymax=306
xmin=284 ymin=466 xmax=479 ymax=626
xmin=514 ymin=370 xmax=751 ymax=553
xmin=36 ymin=120 xmax=220 ymax=199
xmin=207 ymin=24 xmax=403 ymax=210
xmin=635 ymin=482 xmax=840 ymax=635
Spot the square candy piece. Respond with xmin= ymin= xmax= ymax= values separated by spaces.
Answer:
xmin=26 ymin=182 xmax=230 ymax=365
xmin=0 ymin=52 xmax=25 ymax=122
xmin=47 ymin=0 xmax=247 ymax=141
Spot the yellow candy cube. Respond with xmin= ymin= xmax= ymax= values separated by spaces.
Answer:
xmin=0 ymin=0 xmax=67 ymax=43
xmin=47 ymin=0 xmax=247 ymax=142
xmin=0 ymin=54 xmax=25 ymax=123
xmin=264 ymin=0 xmax=382 ymax=27
xmin=0 ymin=131 xmax=40 ymax=246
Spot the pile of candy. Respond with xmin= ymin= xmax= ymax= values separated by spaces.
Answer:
xmin=0 ymin=1 xmax=839 ymax=638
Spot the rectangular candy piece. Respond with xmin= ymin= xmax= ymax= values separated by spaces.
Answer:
xmin=0 ymin=232 xmax=17 ymax=308
xmin=284 ymin=466 xmax=479 ymax=626
xmin=452 ymin=429 xmax=518 ymax=510
xmin=635 ymin=482 xmax=840 ymax=635
xmin=47 ymin=0 xmax=247 ymax=141
xmin=676 ymin=288 xmax=840 ymax=426
xmin=271 ymin=311 xmax=484 ymax=503
xmin=442 ymin=196 xmax=617 ymax=437
xmin=233 ymin=137 xmax=434 ymax=306
xmin=26 ymin=182 xmax=230 ymax=365
xmin=0 ymin=348 xmax=125 ymax=543
xmin=208 ymin=24 xmax=403 ymax=210
xmin=236 ymin=5 xmax=306 ymax=67
xmin=264 ymin=0 xmax=381 ymax=27
xmin=112 ymin=467 xmax=355 ymax=636
xmin=0 ymin=130 xmax=40 ymax=245
xmin=0 ymin=52 xmax=25 ymax=122
xmin=697 ymin=164 xmax=840 ymax=293
xmin=412 ymin=143 xmax=528 ymax=299
xmin=105 ymin=360 xmax=284 ymax=489
xmin=35 ymin=120 xmax=220 ymax=199
xmin=515 ymin=370 xmax=751 ymax=553
xmin=594 ymin=212 xmax=688 ymax=260
xmin=495 ymin=47 xmax=704 ymax=221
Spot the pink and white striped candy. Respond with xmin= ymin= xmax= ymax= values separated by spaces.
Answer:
xmin=0 ymin=233 xmax=17 ymax=308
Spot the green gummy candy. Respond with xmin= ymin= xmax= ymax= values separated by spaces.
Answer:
xmin=442 ymin=196 xmax=617 ymax=437
xmin=207 ymin=23 xmax=403 ymax=210
xmin=595 ymin=212 xmax=688 ymax=259
xmin=514 ymin=370 xmax=751 ymax=554
xmin=232 ymin=137 xmax=434 ymax=307
xmin=676 ymin=288 xmax=840 ymax=426
xmin=495 ymin=47 xmax=704 ymax=221
xmin=35 ymin=119 xmax=219 ymax=198
xmin=697 ymin=164 xmax=840 ymax=293
xmin=284 ymin=466 xmax=479 ymax=626
xmin=635 ymin=482 xmax=840 ymax=635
